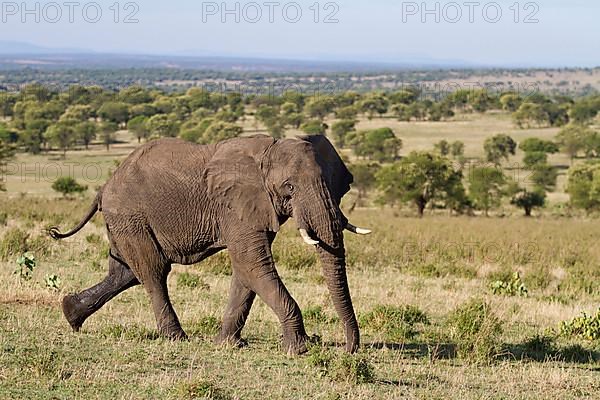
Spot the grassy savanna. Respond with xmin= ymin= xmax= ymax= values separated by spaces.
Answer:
xmin=1 ymin=128 xmax=600 ymax=399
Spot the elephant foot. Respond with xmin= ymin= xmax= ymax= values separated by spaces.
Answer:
xmin=62 ymin=294 xmax=89 ymax=332
xmin=159 ymin=324 xmax=188 ymax=341
xmin=282 ymin=332 xmax=310 ymax=355
xmin=214 ymin=333 xmax=248 ymax=348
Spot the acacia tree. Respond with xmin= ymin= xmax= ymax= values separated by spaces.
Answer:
xmin=346 ymin=127 xmax=402 ymax=162
xmin=99 ymin=121 xmax=118 ymax=151
xmin=513 ymin=102 xmax=549 ymax=128
xmin=484 ymin=134 xmax=517 ymax=165
xmin=201 ymin=121 xmax=243 ymax=144
xmin=519 ymin=138 xmax=559 ymax=154
xmin=46 ymin=123 xmax=75 ymax=158
xmin=468 ymin=166 xmax=506 ymax=216
xmin=347 ymin=162 xmax=380 ymax=211
xmin=304 ymin=96 xmax=335 ymax=120
xmin=566 ymin=162 xmax=600 ymax=212
xmin=376 ymin=152 xmax=465 ymax=217
xmin=331 ymin=119 xmax=356 ymax=147
xmin=358 ymin=93 xmax=389 ymax=120
xmin=555 ymin=124 xmax=595 ymax=163
xmin=300 ymin=120 xmax=328 ymax=135
xmin=127 ymin=116 xmax=149 ymax=143
xmin=510 ymin=188 xmax=545 ymax=217
xmin=97 ymin=102 xmax=130 ymax=126
xmin=531 ymin=164 xmax=558 ymax=192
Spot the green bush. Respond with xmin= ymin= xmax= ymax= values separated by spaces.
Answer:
xmin=51 ymin=176 xmax=87 ymax=198
xmin=330 ymin=353 xmax=375 ymax=384
xmin=447 ymin=299 xmax=503 ymax=362
xmin=15 ymin=253 xmax=36 ymax=281
xmin=360 ymin=304 xmax=429 ymax=341
xmin=306 ymin=345 xmax=375 ymax=384
xmin=560 ymin=309 xmax=600 ymax=341
xmin=490 ymin=272 xmax=528 ymax=297
xmin=176 ymin=272 xmax=210 ymax=290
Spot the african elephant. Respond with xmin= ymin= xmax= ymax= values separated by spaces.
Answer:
xmin=49 ymin=134 xmax=370 ymax=354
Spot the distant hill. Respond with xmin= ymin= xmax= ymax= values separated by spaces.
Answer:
xmin=0 ymin=41 xmax=476 ymax=72
xmin=0 ymin=41 xmax=87 ymax=55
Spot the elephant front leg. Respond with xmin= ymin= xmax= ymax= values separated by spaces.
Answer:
xmin=229 ymin=238 xmax=309 ymax=355
xmin=215 ymin=273 xmax=256 ymax=347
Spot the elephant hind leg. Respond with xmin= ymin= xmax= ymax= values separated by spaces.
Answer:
xmin=215 ymin=272 xmax=256 ymax=347
xmin=63 ymin=253 xmax=140 ymax=332
xmin=115 ymin=231 xmax=187 ymax=341
xmin=142 ymin=271 xmax=187 ymax=340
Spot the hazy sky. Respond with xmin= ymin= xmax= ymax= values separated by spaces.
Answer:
xmin=0 ymin=0 xmax=598 ymax=67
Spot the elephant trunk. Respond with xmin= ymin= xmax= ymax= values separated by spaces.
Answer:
xmin=294 ymin=179 xmax=360 ymax=353
xmin=317 ymin=246 xmax=360 ymax=353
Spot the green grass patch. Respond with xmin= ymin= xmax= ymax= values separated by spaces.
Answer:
xmin=447 ymin=299 xmax=503 ymax=363
xmin=360 ymin=304 xmax=429 ymax=342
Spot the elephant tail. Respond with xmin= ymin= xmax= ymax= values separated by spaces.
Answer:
xmin=48 ymin=193 xmax=101 ymax=240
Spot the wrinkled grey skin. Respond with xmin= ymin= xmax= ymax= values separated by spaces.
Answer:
xmin=50 ymin=134 xmax=359 ymax=354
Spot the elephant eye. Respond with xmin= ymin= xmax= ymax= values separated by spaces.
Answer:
xmin=285 ymin=183 xmax=294 ymax=193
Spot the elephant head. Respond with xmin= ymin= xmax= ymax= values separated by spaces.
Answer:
xmin=205 ymin=134 xmax=369 ymax=352
xmin=266 ymin=135 xmax=371 ymax=352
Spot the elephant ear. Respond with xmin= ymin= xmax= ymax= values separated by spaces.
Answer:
xmin=204 ymin=148 xmax=280 ymax=232
xmin=300 ymin=134 xmax=353 ymax=205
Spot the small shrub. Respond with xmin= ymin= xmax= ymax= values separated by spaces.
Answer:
xmin=330 ymin=353 xmax=375 ymax=384
xmin=177 ymin=272 xmax=210 ymax=290
xmin=306 ymin=345 xmax=375 ymax=384
xmin=360 ymin=304 xmax=429 ymax=341
xmin=0 ymin=211 xmax=7 ymax=226
xmin=490 ymin=272 xmax=528 ymax=297
xmin=0 ymin=227 xmax=29 ymax=260
xmin=189 ymin=316 xmax=221 ymax=338
xmin=51 ymin=177 xmax=87 ymax=198
xmin=44 ymin=274 xmax=61 ymax=290
xmin=172 ymin=380 xmax=230 ymax=400
xmin=447 ymin=299 xmax=503 ymax=362
xmin=559 ymin=309 xmax=600 ymax=341
xmin=15 ymin=253 xmax=36 ymax=281
xmin=306 ymin=345 xmax=334 ymax=377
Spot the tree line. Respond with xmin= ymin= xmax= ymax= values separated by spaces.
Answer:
xmin=1 ymin=83 xmax=600 ymax=216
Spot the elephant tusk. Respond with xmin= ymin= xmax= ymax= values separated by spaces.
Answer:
xmin=345 ymin=223 xmax=372 ymax=235
xmin=299 ymin=229 xmax=319 ymax=245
